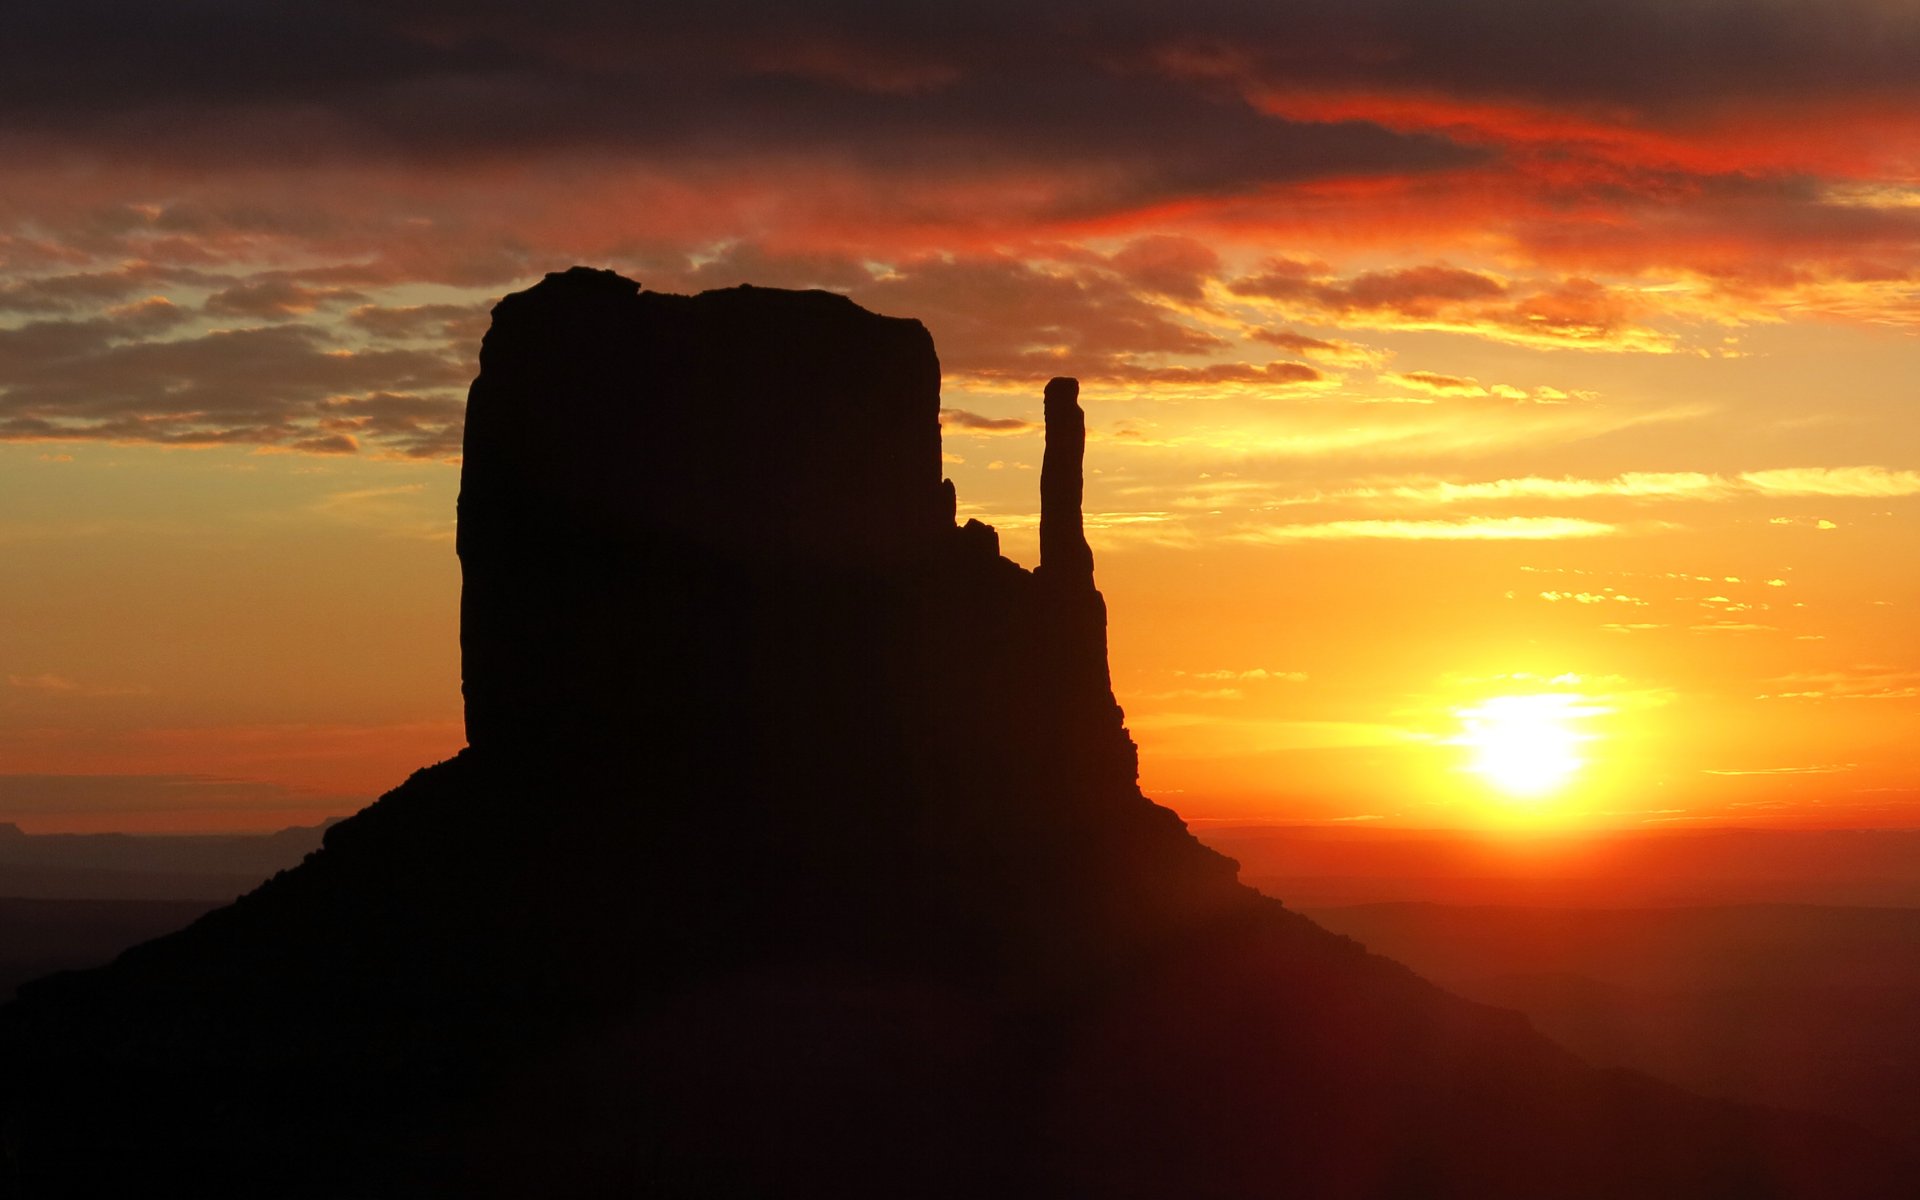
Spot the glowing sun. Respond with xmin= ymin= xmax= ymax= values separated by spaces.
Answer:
xmin=1456 ymin=694 xmax=1590 ymax=800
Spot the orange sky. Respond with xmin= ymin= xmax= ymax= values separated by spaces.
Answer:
xmin=1 ymin=1 xmax=1915 ymax=831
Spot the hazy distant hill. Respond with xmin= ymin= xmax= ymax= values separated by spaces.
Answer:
xmin=0 ymin=821 xmax=329 ymax=900
xmin=1308 ymin=902 xmax=1920 ymax=1156
xmin=1206 ymin=823 xmax=1920 ymax=908
xmin=0 ymin=897 xmax=222 ymax=1001
xmin=0 ymin=824 xmax=323 ymax=1004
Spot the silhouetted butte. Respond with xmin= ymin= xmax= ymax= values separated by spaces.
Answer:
xmin=1 ymin=267 xmax=1911 ymax=1199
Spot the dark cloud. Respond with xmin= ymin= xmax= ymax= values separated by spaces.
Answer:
xmin=663 ymin=248 xmax=1339 ymax=388
xmin=1227 ymin=258 xmax=1328 ymax=299
xmin=345 ymin=302 xmax=491 ymax=344
xmin=1229 ymin=260 xmax=1660 ymax=348
xmin=0 ymin=309 xmax=469 ymax=453
xmin=318 ymin=391 xmax=467 ymax=459
xmin=0 ymin=263 xmax=214 ymax=313
xmin=13 ymin=1 xmax=1920 ymax=144
xmin=1107 ymin=236 xmax=1222 ymax=302
xmin=1226 ymin=0 xmax=1920 ymax=115
xmin=1249 ymin=328 xmax=1340 ymax=355
xmin=0 ymin=236 xmax=1341 ymax=457
xmin=1234 ymin=261 xmax=1509 ymax=317
xmin=103 ymin=297 xmax=195 ymax=336
xmin=286 ymin=433 xmax=361 ymax=455
xmin=204 ymin=279 xmax=367 ymax=319
xmin=1329 ymin=266 xmax=1508 ymax=315
xmin=2 ymin=5 xmax=1911 ymax=297
xmin=675 ymin=244 xmax=878 ymax=294
xmin=0 ymin=2 xmax=1481 ymax=219
xmin=940 ymin=409 xmax=1037 ymax=435
xmin=1391 ymin=371 xmax=1484 ymax=395
xmin=853 ymin=252 xmax=1229 ymax=380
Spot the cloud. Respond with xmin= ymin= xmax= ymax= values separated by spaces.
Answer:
xmin=104 ymin=296 xmax=195 ymax=335
xmin=0 ymin=263 xmax=215 ymax=313
xmin=1179 ymin=668 xmax=1309 ymax=682
xmin=7 ymin=673 xmax=150 ymax=697
xmin=0 ymin=311 xmax=468 ymax=454
xmin=0 ymin=2 xmax=1482 ymax=218
xmin=1768 ymin=515 xmax=1840 ymax=529
xmin=205 ymin=278 xmax=366 ymax=318
xmin=1389 ymin=371 xmax=1485 ymax=396
xmin=940 ymin=408 xmax=1036 ymax=435
xmin=317 ymin=391 xmax=466 ymax=459
xmin=1539 ymin=591 xmax=1648 ymax=605
xmin=1232 ymin=516 xmax=1617 ymax=542
xmin=1758 ymin=667 xmax=1920 ymax=701
xmin=0 ymin=3 xmax=1916 ymax=477
xmin=1231 ymin=261 xmax=1505 ymax=315
xmin=2 ymin=0 xmax=1919 ymax=335
xmin=1142 ymin=687 xmax=1245 ymax=701
xmin=1246 ymin=328 xmax=1381 ymax=364
xmin=1740 ymin=466 xmax=1920 ymax=498
xmin=1097 ymin=360 xmax=1322 ymax=387
xmin=1324 ymin=266 xmax=1510 ymax=316
xmin=1099 ymin=395 xmax=1702 ymax=459
xmin=345 ymin=302 xmax=491 ymax=342
xmin=851 ymin=252 xmax=1239 ymax=384
xmin=1346 ymin=472 xmax=1727 ymax=505
xmin=1312 ymin=468 xmax=1920 ymax=509
xmin=1230 ymin=261 xmax=1671 ymax=350
xmin=13 ymin=1 xmax=1920 ymax=148
xmin=1107 ymin=235 xmax=1221 ymax=303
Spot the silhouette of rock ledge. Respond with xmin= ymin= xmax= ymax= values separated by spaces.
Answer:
xmin=1 ymin=268 xmax=1914 ymax=1199
xmin=460 ymin=267 xmax=954 ymax=752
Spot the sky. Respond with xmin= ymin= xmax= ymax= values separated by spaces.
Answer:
xmin=1 ymin=0 xmax=1915 ymax=832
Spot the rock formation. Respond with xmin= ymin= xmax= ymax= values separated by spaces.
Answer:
xmin=1038 ymin=375 xmax=1093 ymax=584
xmin=458 ymin=273 xmax=954 ymax=753
xmin=1 ymin=267 xmax=1913 ymax=1199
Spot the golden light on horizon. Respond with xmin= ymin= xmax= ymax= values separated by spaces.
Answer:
xmin=1455 ymin=693 xmax=1598 ymax=803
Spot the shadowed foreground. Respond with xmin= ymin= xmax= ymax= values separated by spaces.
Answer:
xmin=2 ymin=269 xmax=1910 ymax=1198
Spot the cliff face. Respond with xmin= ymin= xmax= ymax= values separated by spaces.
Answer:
xmin=459 ymin=270 xmax=954 ymax=752
xmin=1 ymin=269 xmax=1912 ymax=1199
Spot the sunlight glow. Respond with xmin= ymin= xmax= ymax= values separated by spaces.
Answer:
xmin=1455 ymin=694 xmax=1595 ymax=800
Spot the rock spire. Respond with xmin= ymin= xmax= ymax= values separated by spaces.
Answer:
xmin=1039 ymin=376 xmax=1094 ymax=584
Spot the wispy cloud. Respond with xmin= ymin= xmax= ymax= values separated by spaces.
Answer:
xmin=1389 ymin=370 xmax=1486 ymax=396
xmin=939 ymin=408 xmax=1036 ymax=435
xmin=1342 ymin=472 xmax=1727 ymax=505
xmin=7 ymin=673 xmax=150 ymax=697
xmin=1229 ymin=263 xmax=1677 ymax=352
xmin=1295 ymin=466 xmax=1918 ymax=509
xmin=1759 ymin=667 xmax=1920 ymax=701
xmin=1232 ymin=516 xmax=1617 ymax=542
xmin=1539 ymin=591 xmax=1649 ymax=605
xmin=1178 ymin=668 xmax=1309 ymax=683
xmin=1740 ymin=466 xmax=1920 ymax=498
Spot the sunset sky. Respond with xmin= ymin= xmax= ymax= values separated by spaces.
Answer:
xmin=2 ymin=0 xmax=1915 ymax=832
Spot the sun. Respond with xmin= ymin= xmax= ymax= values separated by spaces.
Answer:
xmin=1455 ymin=693 xmax=1590 ymax=800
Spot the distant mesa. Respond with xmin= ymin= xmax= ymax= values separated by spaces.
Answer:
xmin=1 ymin=266 xmax=1912 ymax=1198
